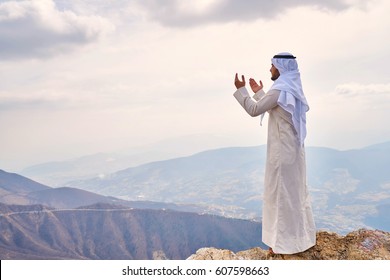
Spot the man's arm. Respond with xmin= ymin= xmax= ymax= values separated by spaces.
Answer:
xmin=233 ymin=88 xmax=280 ymax=117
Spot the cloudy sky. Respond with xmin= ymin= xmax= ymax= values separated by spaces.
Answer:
xmin=1 ymin=0 xmax=390 ymax=171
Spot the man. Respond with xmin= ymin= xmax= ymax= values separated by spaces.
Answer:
xmin=233 ymin=52 xmax=316 ymax=254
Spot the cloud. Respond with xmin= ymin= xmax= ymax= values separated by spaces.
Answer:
xmin=308 ymin=81 xmax=390 ymax=149
xmin=335 ymin=83 xmax=390 ymax=96
xmin=333 ymin=83 xmax=390 ymax=112
xmin=0 ymin=89 xmax=75 ymax=110
xmin=324 ymin=82 xmax=390 ymax=120
xmin=0 ymin=81 xmax=149 ymax=111
xmin=0 ymin=0 xmax=114 ymax=59
xmin=136 ymin=0 xmax=365 ymax=27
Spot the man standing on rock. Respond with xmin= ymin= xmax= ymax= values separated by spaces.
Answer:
xmin=233 ymin=52 xmax=316 ymax=254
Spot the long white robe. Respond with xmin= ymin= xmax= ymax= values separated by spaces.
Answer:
xmin=234 ymin=87 xmax=316 ymax=254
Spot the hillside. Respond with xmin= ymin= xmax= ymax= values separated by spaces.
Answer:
xmin=0 ymin=170 xmax=50 ymax=193
xmin=0 ymin=203 xmax=265 ymax=260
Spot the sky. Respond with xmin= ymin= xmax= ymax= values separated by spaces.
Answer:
xmin=1 ymin=0 xmax=390 ymax=171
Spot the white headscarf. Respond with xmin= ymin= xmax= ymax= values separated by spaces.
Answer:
xmin=270 ymin=52 xmax=309 ymax=146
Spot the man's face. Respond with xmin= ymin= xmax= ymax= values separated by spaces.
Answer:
xmin=270 ymin=64 xmax=280 ymax=81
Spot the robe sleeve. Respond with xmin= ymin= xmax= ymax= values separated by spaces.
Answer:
xmin=233 ymin=87 xmax=279 ymax=117
xmin=253 ymin=89 xmax=265 ymax=101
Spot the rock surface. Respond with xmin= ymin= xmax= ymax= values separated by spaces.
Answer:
xmin=187 ymin=229 xmax=390 ymax=260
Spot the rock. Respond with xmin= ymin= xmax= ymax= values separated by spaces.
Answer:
xmin=152 ymin=250 xmax=168 ymax=260
xmin=187 ymin=247 xmax=240 ymax=260
xmin=187 ymin=229 xmax=390 ymax=260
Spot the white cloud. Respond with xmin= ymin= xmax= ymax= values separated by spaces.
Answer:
xmin=135 ymin=0 xmax=368 ymax=27
xmin=0 ymin=0 xmax=114 ymax=59
xmin=307 ymin=81 xmax=390 ymax=149
xmin=335 ymin=83 xmax=390 ymax=96
xmin=332 ymin=83 xmax=390 ymax=113
xmin=356 ymin=192 xmax=390 ymax=202
xmin=380 ymin=182 xmax=390 ymax=190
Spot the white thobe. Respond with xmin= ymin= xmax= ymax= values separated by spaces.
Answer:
xmin=233 ymin=87 xmax=316 ymax=254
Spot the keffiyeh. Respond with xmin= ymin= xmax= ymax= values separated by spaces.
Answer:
xmin=270 ymin=52 xmax=309 ymax=146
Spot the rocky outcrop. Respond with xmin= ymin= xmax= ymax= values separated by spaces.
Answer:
xmin=187 ymin=229 xmax=390 ymax=260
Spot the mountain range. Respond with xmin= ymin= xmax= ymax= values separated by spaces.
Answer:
xmin=0 ymin=169 xmax=265 ymax=259
xmin=20 ymin=134 xmax=235 ymax=187
xmin=2 ymin=141 xmax=389 ymax=259
xmin=57 ymin=141 xmax=390 ymax=234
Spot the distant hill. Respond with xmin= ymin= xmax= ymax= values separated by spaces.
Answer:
xmin=0 ymin=169 xmax=128 ymax=208
xmin=65 ymin=146 xmax=267 ymax=220
xmin=20 ymin=134 xmax=233 ymax=187
xmin=0 ymin=169 xmax=50 ymax=193
xmin=0 ymin=203 xmax=265 ymax=260
xmin=0 ymin=169 xmax=207 ymax=213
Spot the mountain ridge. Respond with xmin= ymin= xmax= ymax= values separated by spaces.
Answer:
xmin=0 ymin=202 xmax=265 ymax=260
xmin=0 ymin=169 xmax=50 ymax=193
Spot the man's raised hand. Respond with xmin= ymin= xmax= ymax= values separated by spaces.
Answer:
xmin=234 ymin=73 xmax=246 ymax=89
xmin=249 ymin=78 xmax=263 ymax=93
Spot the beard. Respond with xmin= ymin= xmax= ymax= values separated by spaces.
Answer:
xmin=271 ymin=72 xmax=280 ymax=81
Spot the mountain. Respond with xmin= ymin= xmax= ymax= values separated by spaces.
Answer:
xmin=0 ymin=169 xmax=50 ymax=193
xmin=20 ymin=134 xmax=235 ymax=187
xmin=0 ymin=169 xmax=51 ymax=205
xmin=0 ymin=169 xmax=127 ymax=208
xmin=0 ymin=202 xmax=265 ymax=260
xmin=65 ymin=146 xmax=267 ymax=219
xmin=19 ymin=152 xmax=156 ymax=188
xmin=65 ymin=141 xmax=390 ymax=234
